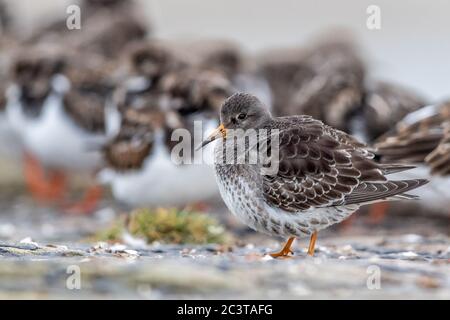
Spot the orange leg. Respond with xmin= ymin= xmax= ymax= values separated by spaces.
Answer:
xmin=307 ymin=231 xmax=318 ymax=256
xmin=24 ymin=152 xmax=67 ymax=203
xmin=269 ymin=237 xmax=295 ymax=258
xmin=46 ymin=170 xmax=67 ymax=201
xmin=367 ymin=202 xmax=389 ymax=224
xmin=62 ymin=185 xmax=103 ymax=215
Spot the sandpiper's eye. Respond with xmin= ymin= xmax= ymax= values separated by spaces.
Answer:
xmin=237 ymin=113 xmax=247 ymax=120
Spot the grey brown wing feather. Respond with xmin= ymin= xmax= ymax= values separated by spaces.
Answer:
xmin=262 ymin=118 xmax=427 ymax=212
xmin=342 ymin=179 xmax=428 ymax=205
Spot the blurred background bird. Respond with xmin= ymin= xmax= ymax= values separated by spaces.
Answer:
xmin=257 ymin=37 xmax=427 ymax=144
xmin=1 ymin=0 xmax=149 ymax=213
xmin=5 ymin=47 xmax=121 ymax=213
xmin=99 ymin=42 xmax=236 ymax=208
xmin=375 ymin=101 xmax=450 ymax=217
xmin=0 ymin=0 xmax=448 ymax=240
xmin=25 ymin=0 xmax=148 ymax=59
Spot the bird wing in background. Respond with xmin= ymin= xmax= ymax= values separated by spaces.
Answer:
xmin=425 ymin=121 xmax=450 ymax=175
xmin=375 ymin=102 xmax=450 ymax=164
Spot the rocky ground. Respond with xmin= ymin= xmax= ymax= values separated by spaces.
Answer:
xmin=0 ymin=159 xmax=449 ymax=299
xmin=0 ymin=234 xmax=449 ymax=299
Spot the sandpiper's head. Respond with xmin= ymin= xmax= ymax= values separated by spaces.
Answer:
xmin=198 ymin=92 xmax=271 ymax=149
xmin=220 ymin=93 xmax=271 ymax=130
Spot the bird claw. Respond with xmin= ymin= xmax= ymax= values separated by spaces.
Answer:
xmin=268 ymin=248 xmax=294 ymax=259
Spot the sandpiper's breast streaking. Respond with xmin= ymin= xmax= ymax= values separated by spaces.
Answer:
xmin=199 ymin=93 xmax=428 ymax=258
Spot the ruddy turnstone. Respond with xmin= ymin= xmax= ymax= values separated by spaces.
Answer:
xmin=375 ymin=101 xmax=450 ymax=215
xmin=5 ymin=47 xmax=118 ymax=212
xmin=198 ymin=93 xmax=427 ymax=257
xmin=99 ymin=65 xmax=235 ymax=207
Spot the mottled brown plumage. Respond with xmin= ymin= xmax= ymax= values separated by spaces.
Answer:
xmin=261 ymin=115 xmax=425 ymax=212
xmin=207 ymin=93 xmax=427 ymax=249
xmin=103 ymin=106 xmax=167 ymax=171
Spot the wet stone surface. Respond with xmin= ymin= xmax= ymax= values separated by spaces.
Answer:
xmin=0 ymin=234 xmax=449 ymax=299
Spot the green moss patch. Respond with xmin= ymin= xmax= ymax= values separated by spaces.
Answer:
xmin=94 ymin=208 xmax=231 ymax=245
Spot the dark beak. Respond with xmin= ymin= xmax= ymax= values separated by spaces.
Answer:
xmin=196 ymin=124 xmax=227 ymax=150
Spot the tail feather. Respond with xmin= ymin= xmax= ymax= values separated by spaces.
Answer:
xmin=343 ymin=179 xmax=428 ymax=206
xmin=380 ymin=163 xmax=417 ymax=175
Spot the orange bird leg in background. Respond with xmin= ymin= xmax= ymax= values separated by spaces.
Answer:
xmin=367 ymin=202 xmax=390 ymax=224
xmin=23 ymin=152 xmax=67 ymax=203
xmin=46 ymin=170 xmax=67 ymax=201
xmin=63 ymin=184 xmax=103 ymax=215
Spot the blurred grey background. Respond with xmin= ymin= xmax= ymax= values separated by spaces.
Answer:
xmin=5 ymin=0 xmax=450 ymax=102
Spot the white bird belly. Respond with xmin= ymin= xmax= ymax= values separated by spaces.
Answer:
xmin=100 ymin=144 xmax=219 ymax=207
xmin=21 ymin=94 xmax=104 ymax=172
